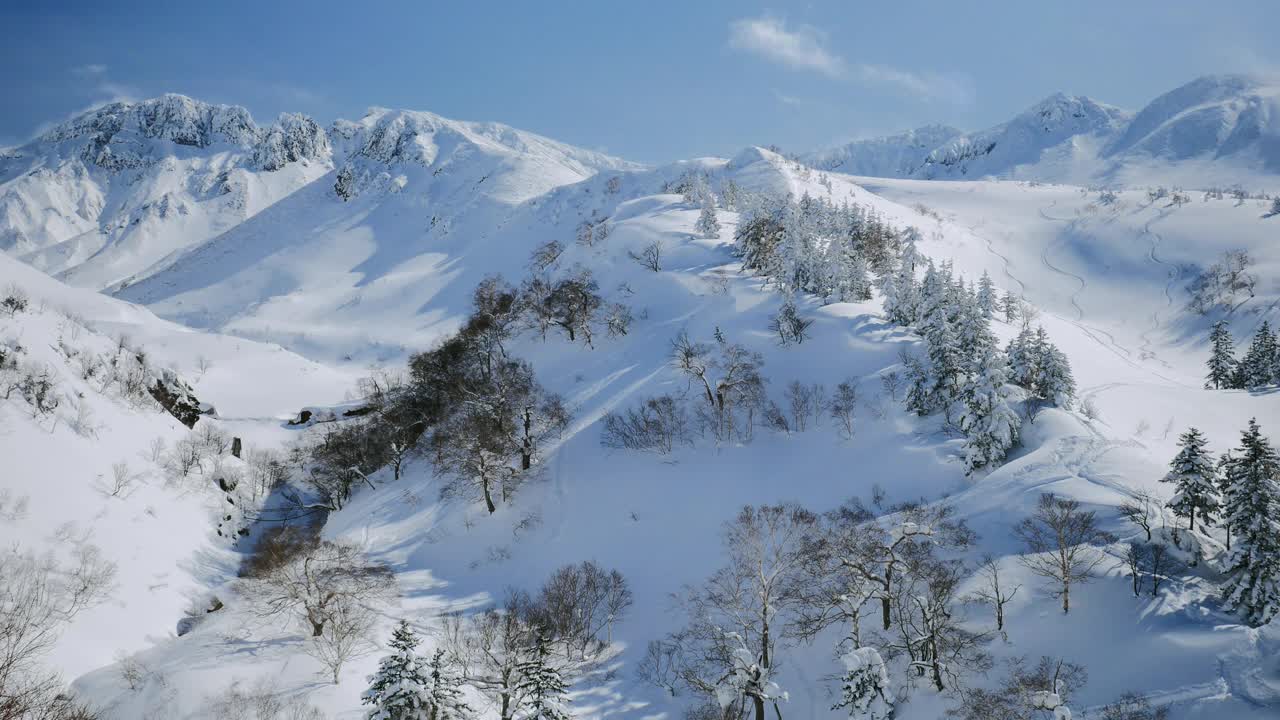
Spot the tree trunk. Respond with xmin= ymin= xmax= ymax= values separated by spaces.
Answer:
xmin=930 ymin=636 xmax=945 ymax=691
xmin=996 ymin=602 xmax=1004 ymax=631
xmin=311 ymin=620 xmax=325 ymax=637
xmin=1062 ymin=582 xmax=1070 ymax=613
xmin=231 ymin=437 xmax=242 ymax=459
xmin=1190 ymin=505 xmax=1196 ymax=532
xmin=484 ymin=478 xmax=497 ymax=514
xmin=522 ymin=408 xmax=533 ymax=470
xmin=752 ymin=696 xmax=765 ymax=720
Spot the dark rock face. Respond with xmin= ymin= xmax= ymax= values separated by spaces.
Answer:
xmin=148 ymin=368 xmax=204 ymax=428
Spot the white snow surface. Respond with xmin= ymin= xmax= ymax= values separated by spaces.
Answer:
xmin=0 ymin=91 xmax=1279 ymax=719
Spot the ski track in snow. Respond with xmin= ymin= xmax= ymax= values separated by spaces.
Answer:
xmin=1137 ymin=211 xmax=1178 ymax=367
xmin=1036 ymin=214 xmax=1088 ymax=321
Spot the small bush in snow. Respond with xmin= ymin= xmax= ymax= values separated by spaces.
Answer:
xmin=1 ymin=284 xmax=29 ymax=317
xmin=601 ymin=395 xmax=690 ymax=454
xmin=1097 ymin=691 xmax=1169 ymax=720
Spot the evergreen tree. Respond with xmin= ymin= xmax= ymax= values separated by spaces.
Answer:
xmin=1205 ymin=320 xmax=1237 ymax=389
xmin=422 ymin=648 xmax=472 ymax=720
xmin=364 ymin=621 xmax=435 ymax=720
xmin=1006 ymin=326 xmax=1037 ymax=389
xmin=1002 ymin=291 xmax=1020 ymax=324
xmin=1161 ymin=427 xmax=1220 ymax=531
xmin=1217 ymin=450 xmax=1237 ymax=552
xmin=924 ymin=311 xmax=965 ymax=415
xmin=696 ymin=198 xmax=721 ymax=239
xmin=1033 ymin=328 xmax=1076 ymax=408
xmin=882 ymin=248 xmax=920 ymax=326
xmin=976 ymin=271 xmax=998 ymax=317
xmin=515 ymin=632 xmax=571 ymax=720
xmin=1221 ymin=419 xmax=1280 ymax=626
xmin=1237 ymin=321 xmax=1277 ymax=389
xmin=959 ymin=349 xmax=1021 ymax=473
xmin=832 ymin=647 xmax=893 ymax=720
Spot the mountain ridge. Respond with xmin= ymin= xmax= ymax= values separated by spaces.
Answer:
xmin=803 ymin=73 xmax=1280 ymax=184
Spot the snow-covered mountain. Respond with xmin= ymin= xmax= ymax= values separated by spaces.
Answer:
xmin=802 ymin=124 xmax=963 ymax=178
xmin=804 ymin=74 xmax=1280 ymax=185
xmin=0 ymin=95 xmax=638 ymax=298
xmin=4 ymin=83 xmax=1280 ymax=720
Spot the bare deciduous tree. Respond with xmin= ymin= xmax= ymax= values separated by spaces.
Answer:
xmin=670 ymin=331 xmax=766 ymax=443
xmin=628 ymin=241 xmax=664 ymax=272
xmin=1014 ymin=494 xmax=1116 ymax=613
xmin=829 ymin=379 xmax=858 ymax=439
xmin=305 ymin=599 xmax=375 ymax=684
xmin=535 ymin=561 xmax=633 ymax=658
xmin=601 ymin=395 xmax=690 ymax=454
xmin=242 ymin=535 xmax=394 ymax=638
xmin=1119 ymin=491 xmax=1159 ymax=542
xmin=0 ymin=542 xmax=115 ymax=720
xmin=441 ymin=590 xmax=544 ymax=720
xmin=646 ymin=504 xmax=817 ymax=720
xmin=969 ymin=554 xmax=1020 ymax=637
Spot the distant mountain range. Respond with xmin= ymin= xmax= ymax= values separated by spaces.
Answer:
xmin=803 ymin=74 xmax=1280 ymax=186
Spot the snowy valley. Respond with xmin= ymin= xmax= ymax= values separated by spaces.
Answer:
xmin=2 ymin=74 xmax=1280 ymax=720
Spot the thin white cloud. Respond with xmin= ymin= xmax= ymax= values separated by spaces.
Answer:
xmin=849 ymin=63 xmax=975 ymax=106
xmin=729 ymin=17 xmax=844 ymax=77
xmin=71 ymin=63 xmax=108 ymax=77
xmin=729 ymin=16 xmax=975 ymax=105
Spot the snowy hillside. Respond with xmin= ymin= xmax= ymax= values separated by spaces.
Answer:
xmin=804 ymin=74 xmax=1280 ymax=186
xmin=3 ymin=87 xmax=1280 ymax=720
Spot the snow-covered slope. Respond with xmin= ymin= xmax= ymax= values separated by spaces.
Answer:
xmin=0 ymin=95 xmax=333 ymax=290
xmin=805 ymin=74 xmax=1280 ymax=186
xmin=0 ymin=249 xmax=356 ymax=689
xmin=4 ymin=90 xmax=1280 ymax=720
xmin=42 ymin=147 xmax=1280 ymax=719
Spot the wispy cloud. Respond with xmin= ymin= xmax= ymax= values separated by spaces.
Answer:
xmin=71 ymin=63 xmax=108 ymax=77
xmin=729 ymin=16 xmax=844 ymax=78
xmin=729 ymin=16 xmax=974 ymax=105
xmin=68 ymin=63 xmax=139 ymax=105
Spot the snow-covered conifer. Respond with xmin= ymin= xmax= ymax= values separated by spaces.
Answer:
xmin=1237 ymin=321 xmax=1277 ymax=389
xmin=1002 ymin=291 xmax=1020 ymax=324
xmin=1161 ymin=427 xmax=1220 ymax=532
xmin=516 ymin=632 xmax=571 ymax=720
xmin=1205 ymin=320 xmax=1237 ymax=389
xmin=976 ymin=271 xmax=998 ymax=317
xmin=960 ymin=349 xmax=1021 ymax=473
xmin=832 ymin=647 xmax=892 ymax=720
xmin=696 ymin=198 xmax=721 ymax=239
xmin=363 ymin=620 xmax=435 ymax=720
xmin=1035 ymin=330 xmax=1076 ymax=408
xmin=1220 ymin=418 xmax=1280 ymax=626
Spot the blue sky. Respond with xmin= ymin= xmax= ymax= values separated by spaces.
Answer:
xmin=3 ymin=1 xmax=1279 ymax=162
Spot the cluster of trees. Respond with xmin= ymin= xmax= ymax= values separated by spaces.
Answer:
xmin=602 ymin=329 xmax=868 ymax=452
xmin=402 ymin=561 xmax=632 ymax=720
xmin=1158 ymin=421 xmax=1280 ymax=626
xmin=734 ymin=192 xmax=902 ymax=305
xmin=1204 ymin=319 xmax=1280 ymax=390
xmin=639 ymin=496 xmax=1118 ymax=719
xmin=297 ymin=268 xmax=598 ymax=514
xmin=1187 ymin=250 xmax=1256 ymax=315
xmin=890 ymin=252 xmax=1071 ymax=472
